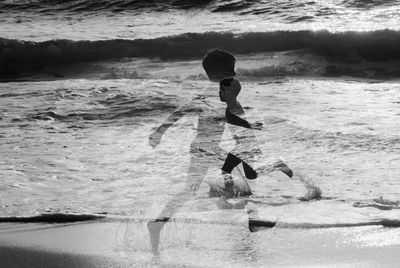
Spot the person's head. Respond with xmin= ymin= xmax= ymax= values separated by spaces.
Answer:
xmin=202 ymin=49 xmax=236 ymax=81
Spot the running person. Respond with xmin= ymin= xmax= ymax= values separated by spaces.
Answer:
xmin=147 ymin=49 xmax=292 ymax=255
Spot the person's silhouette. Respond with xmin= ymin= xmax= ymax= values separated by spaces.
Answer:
xmin=147 ymin=49 xmax=293 ymax=255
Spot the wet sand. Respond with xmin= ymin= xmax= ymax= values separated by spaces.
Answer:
xmin=1 ymin=218 xmax=400 ymax=268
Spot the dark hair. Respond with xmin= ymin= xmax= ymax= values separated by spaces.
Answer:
xmin=202 ymin=49 xmax=236 ymax=79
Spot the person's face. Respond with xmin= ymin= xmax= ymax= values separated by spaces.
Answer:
xmin=219 ymin=79 xmax=240 ymax=103
xmin=219 ymin=84 xmax=236 ymax=103
xmin=219 ymin=86 xmax=227 ymax=102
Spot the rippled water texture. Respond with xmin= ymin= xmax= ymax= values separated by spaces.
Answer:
xmin=2 ymin=0 xmax=400 ymax=40
xmin=1 ymin=78 xmax=399 ymax=224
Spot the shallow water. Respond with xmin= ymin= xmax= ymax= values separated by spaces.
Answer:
xmin=1 ymin=78 xmax=399 ymax=223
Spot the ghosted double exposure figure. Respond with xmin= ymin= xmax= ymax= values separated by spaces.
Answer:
xmin=147 ymin=49 xmax=293 ymax=255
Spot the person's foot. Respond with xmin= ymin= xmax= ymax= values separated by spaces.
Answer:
xmin=147 ymin=218 xmax=168 ymax=255
xmin=250 ymin=121 xmax=263 ymax=130
xmin=272 ymin=160 xmax=293 ymax=178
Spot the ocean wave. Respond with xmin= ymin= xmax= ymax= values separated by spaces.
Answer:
xmin=29 ymin=105 xmax=178 ymax=122
xmin=0 ymin=0 xmax=214 ymax=13
xmin=0 ymin=0 xmax=335 ymax=14
xmin=237 ymin=60 xmax=326 ymax=78
xmin=0 ymin=213 xmax=105 ymax=223
xmin=0 ymin=0 xmax=395 ymax=14
xmin=3 ymin=30 xmax=400 ymax=79
xmin=27 ymin=93 xmax=180 ymax=123
xmin=343 ymin=0 xmax=396 ymax=9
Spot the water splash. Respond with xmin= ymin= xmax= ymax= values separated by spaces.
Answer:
xmin=354 ymin=197 xmax=400 ymax=210
xmin=294 ymin=173 xmax=322 ymax=201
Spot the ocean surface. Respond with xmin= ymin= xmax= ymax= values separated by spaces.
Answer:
xmin=1 ymin=0 xmax=400 ymax=265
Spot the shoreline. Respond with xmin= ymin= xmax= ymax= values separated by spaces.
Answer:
xmin=1 ymin=219 xmax=400 ymax=267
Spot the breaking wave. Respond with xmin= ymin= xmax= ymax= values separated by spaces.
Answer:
xmin=3 ymin=29 xmax=400 ymax=79
xmin=0 ymin=0 xmax=215 ymax=13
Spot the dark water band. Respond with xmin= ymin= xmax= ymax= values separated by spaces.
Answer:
xmin=0 ymin=214 xmax=105 ymax=223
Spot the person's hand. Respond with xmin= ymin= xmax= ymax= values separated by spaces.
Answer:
xmin=251 ymin=121 xmax=263 ymax=130
xmin=149 ymin=130 xmax=162 ymax=149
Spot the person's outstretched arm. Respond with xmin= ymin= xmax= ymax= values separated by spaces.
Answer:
xmin=149 ymin=109 xmax=184 ymax=148
xmin=149 ymin=104 xmax=199 ymax=148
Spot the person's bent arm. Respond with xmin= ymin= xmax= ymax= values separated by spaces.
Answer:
xmin=226 ymin=109 xmax=262 ymax=130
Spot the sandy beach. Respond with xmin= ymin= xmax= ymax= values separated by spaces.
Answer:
xmin=1 ymin=215 xmax=400 ymax=268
